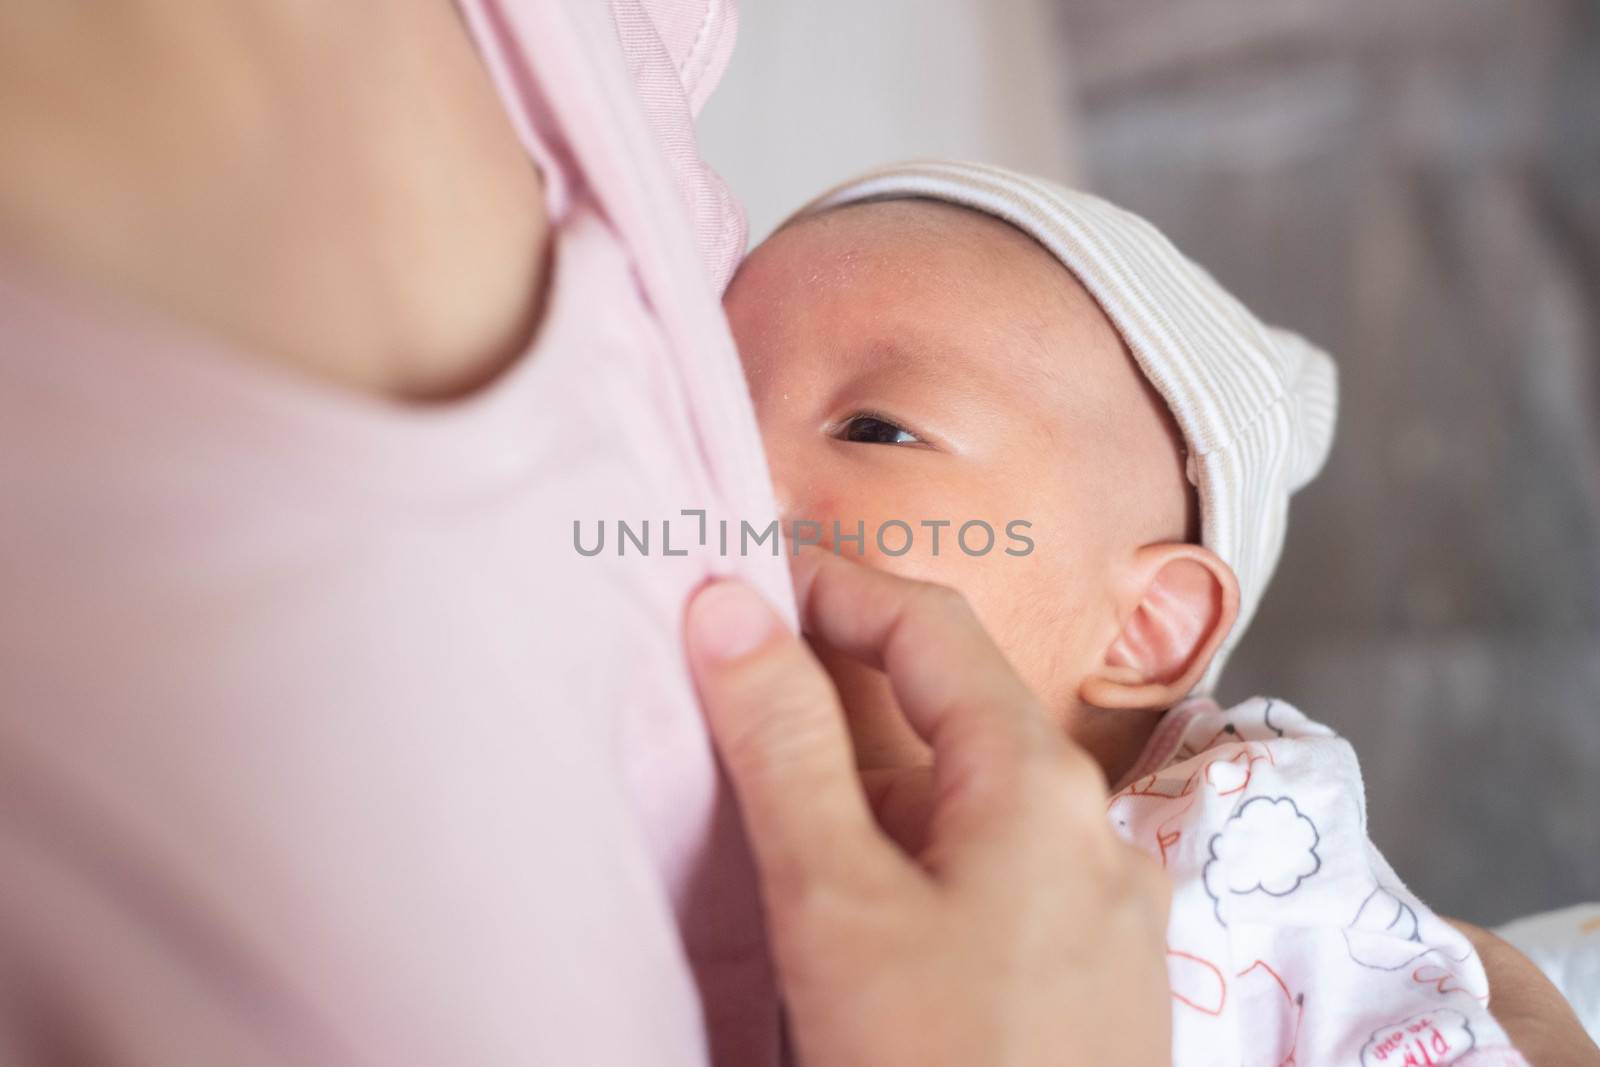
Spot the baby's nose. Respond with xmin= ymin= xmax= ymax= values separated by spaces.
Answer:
xmin=764 ymin=438 xmax=836 ymax=528
xmin=765 ymin=453 xmax=802 ymax=521
xmin=770 ymin=476 xmax=799 ymax=523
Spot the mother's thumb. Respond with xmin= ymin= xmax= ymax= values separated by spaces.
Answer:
xmin=685 ymin=579 xmax=887 ymax=897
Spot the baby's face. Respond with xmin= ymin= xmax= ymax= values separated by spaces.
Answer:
xmin=724 ymin=200 xmax=1194 ymax=776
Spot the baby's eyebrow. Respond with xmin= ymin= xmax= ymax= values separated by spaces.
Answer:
xmin=857 ymin=329 xmax=1067 ymax=402
xmin=856 ymin=338 xmax=966 ymax=386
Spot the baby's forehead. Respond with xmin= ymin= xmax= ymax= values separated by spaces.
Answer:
xmin=772 ymin=198 xmax=1057 ymax=276
xmin=735 ymin=194 xmax=1194 ymax=541
xmin=737 ymin=199 xmax=1171 ymax=434
xmin=753 ymin=199 xmax=1120 ymax=371
xmin=755 ymin=199 xmax=1108 ymax=334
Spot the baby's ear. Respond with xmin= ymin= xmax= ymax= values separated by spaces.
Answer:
xmin=1078 ymin=544 xmax=1240 ymax=711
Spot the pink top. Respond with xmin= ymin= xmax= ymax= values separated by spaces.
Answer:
xmin=0 ymin=2 xmax=791 ymax=1064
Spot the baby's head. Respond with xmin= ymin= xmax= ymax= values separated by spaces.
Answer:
xmin=724 ymin=162 xmax=1337 ymax=782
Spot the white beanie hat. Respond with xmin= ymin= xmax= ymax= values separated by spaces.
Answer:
xmin=794 ymin=160 xmax=1338 ymax=695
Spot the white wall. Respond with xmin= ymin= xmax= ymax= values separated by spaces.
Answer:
xmin=696 ymin=0 xmax=1078 ymax=242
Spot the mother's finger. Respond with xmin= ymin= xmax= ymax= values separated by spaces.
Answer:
xmin=684 ymin=579 xmax=905 ymax=901
xmin=790 ymin=549 xmax=1108 ymax=850
xmin=860 ymin=766 xmax=935 ymax=855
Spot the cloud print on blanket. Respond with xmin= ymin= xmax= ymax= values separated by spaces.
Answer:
xmin=1344 ymin=885 xmax=1480 ymax=992
xmin=1202 ymin=795 xmax=1323 ymax=927
xmin=1347 ymin=887 xmax=1435 ymax=970
xmin=1106 ymin=695 xmax=1526 ymax=1065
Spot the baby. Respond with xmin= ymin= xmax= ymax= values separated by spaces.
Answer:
xmin=723 ymin=161 xmax=1528 ymax=1066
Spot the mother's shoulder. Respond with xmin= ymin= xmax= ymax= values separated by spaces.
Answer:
xmin=0 ymin=1 xmax=550 ymax=403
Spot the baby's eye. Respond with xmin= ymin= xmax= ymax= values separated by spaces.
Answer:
xmin=838 ymin=414 xmax=921 ymax=446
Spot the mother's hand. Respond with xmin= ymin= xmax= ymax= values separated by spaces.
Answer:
xmin=685 ymin=549 xmax=1173 ymax=1067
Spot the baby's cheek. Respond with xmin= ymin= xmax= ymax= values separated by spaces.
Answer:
xmin=802 ymin=515 xmax=1089 ymax=712
xmin=783 ymin=483 xmax=1044 ymax=601
xmin=867 ymin=542 xmax=1017 ymax=622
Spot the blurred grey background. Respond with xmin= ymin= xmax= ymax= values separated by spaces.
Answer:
xmin=700 ymin=0 xmax=1600 ymax=923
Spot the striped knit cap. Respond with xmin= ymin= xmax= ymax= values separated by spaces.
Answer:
xmin=793 ymin=160 xmax=1338 ymax=695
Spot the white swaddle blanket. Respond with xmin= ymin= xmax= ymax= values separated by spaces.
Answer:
xmin=1112 ymin=696 xmax=1529 ymax=1066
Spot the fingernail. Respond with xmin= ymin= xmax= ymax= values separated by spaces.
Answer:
xmin=687 ymin=580 xmax=778 ymax=664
